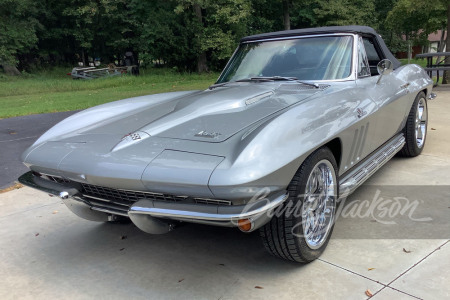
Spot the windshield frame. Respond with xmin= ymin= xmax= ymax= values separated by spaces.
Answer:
xmin=216 ymin=33 xmax=358 ymax=84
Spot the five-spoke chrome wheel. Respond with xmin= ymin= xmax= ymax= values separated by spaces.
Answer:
xmin=302 ymin=159 xmax=337 ymax=249
xmin=415 ymin=97 xmax=427 ymax=149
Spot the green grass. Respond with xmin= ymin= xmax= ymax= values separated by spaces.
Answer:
xmin=0 ymin=67 xmax=219 ymax=118
xmin=399 ymin=58 xmax=428 ymax=68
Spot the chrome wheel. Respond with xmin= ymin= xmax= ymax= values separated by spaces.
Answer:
xmin=415 ymin=97 xmax=427 ymax=148
xmin=302 ymin=159 xmax=337 ymax=250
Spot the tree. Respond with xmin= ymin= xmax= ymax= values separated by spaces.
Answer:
xmin=386 ymin=0 xmax=447 ymax=56
xmin=312 ymin=0 xmax=376 ymax=27
xmin=443 ymin=3 xmax=450 ymax=84
xmin=0 ymin=0 xmax=39 ymax=73
xmin=175 ymin=0 xmax=252 ymax=72
xmin=282 ymin=0 xmax=291 ymax=30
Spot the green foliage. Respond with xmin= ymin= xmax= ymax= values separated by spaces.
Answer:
xmin=1 ymin=0 xmax=449 ymax=74
xmin=386 ymin=0 xmax=447 ymax=47
xmin=313 ymin=0 xmax=376 ymax=27
xmin=0 ymin=0 xmax=39 ymax=65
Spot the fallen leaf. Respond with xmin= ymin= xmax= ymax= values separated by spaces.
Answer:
xmin=365 ymin=289 xmax=373 ymax=297
xmin=0 ymin=183 xmax=24 ymax=194
xmin=9 ymin=131 xmax=17 ymax=134
xmin=403 ymin=248 xmax=412 ymax=253
xmin=119 ymin=248 xmax=125 ymax=251
xmin=52 ymin=210 xmax=58 ymax=214
xmin=431 ymin=128 xmax=436 ymax=130
xmin=255 ymin=286 xmax=264 ymax=289
xmin=219 ymin=263 xmax=225 ymax=266
xmin=178 ymin=279 xmax=184 ymax=283
xmin=120 ymin=235 xmax=127 ymax=240
xmin=35 ymin=233 xmax=39 ymax=237
xmin=368 ymin=268 xmax=375 ymax=271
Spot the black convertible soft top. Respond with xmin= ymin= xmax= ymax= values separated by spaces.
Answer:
xmin=241 ymin=25 xmax=401 ymax=69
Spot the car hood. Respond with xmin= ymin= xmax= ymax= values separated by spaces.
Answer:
xmin=67 ymin=83 xmax=324 ymax=145
xmin=22 ymin=83 xmax=328 ymax=193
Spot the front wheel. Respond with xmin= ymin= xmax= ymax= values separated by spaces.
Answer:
xmin=399 ymin=92 xmax=428 ymax=157
xmin=260 ymin=147 xmax=338 ymax=263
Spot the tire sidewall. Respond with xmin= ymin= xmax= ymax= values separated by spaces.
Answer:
xmin=289 ymin=147 xmax=338 ymax=261
xmin=406 ymin=92 xmax=427 ymax=155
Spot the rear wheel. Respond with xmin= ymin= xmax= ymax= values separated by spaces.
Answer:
xmin=260 ymin=147 xmax=338 ymax=263
xmin=399 ymin=92 xmax=427 ymax=157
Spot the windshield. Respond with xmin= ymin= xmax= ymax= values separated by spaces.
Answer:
xmin=217 ymin=35 xmax=353 ymax=83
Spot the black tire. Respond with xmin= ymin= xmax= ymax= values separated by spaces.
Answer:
xmin=260 ymin=147 xmax=338 ymax=263
xmin=399 ymin=92 xmax=428 ymax=157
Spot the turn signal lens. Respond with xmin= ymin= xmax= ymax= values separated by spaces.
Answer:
xmin=237 ymin=218 xmax=253 ymax=232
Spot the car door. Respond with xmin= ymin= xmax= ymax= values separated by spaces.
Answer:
xmin=356 ymin=36 xmax=411 ymax=150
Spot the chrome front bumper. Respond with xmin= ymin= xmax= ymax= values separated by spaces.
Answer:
xmin=18 ymin=171 xmax=287 ymax=233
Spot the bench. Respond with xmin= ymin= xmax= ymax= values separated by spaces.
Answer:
xmin=416 ymin=52 xmax=450 ymax=86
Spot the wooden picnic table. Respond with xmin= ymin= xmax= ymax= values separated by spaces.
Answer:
xmin=415 ymin=52 xmax=450 ymax=86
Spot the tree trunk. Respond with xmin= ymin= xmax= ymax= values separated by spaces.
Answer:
xmin=443 ymin=4 xmax=450 ymax=84
xmin=81 ymin=50 xmax=86 ymax=67
xmin=2 ymin=64 xmax=21 ymax=76
xmin=194 ymin=4 xmax=208 ymax=73
xmin=283 ymin=0 xmax=290 ymax=30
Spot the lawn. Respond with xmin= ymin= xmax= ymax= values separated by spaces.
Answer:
xmin=0 ymin=68 xmax=220 ymax=118
xmin=399 ymin=58 xmax=428 ymax=68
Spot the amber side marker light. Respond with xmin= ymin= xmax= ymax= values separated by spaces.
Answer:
xmin=237 ymin=218 xmax=253 ymax=232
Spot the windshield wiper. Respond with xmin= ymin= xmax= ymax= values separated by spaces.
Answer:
xmin=209 ymin=76 xmax=319 ymax=89
xmin=208 ymin=78 xmax=257 ymax=89
xmin=248 ymin=76 xmax=320 ymax=88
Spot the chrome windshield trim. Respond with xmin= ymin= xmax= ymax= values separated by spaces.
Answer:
xmin=218 ymin=33 xmax=358 ymax=84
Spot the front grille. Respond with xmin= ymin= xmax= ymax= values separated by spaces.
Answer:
xmin=37 ymin=173 xmax=232 ymax=207
xmin=81 ymin=183 xmax=188 ymax=205
xmin=80 ymin=182 xmax=232 ymax=206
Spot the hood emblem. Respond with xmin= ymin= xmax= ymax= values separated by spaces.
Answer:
xmin=357 ymin=108 xmax=367 ymax=118
xmin=113 ymin=131 xmax=150 ymax=152
xmin=195 ymin=131 xmax=222 ymax=138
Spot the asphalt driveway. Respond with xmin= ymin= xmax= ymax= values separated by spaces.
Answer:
xmin=0 ymin=111 xmax=77 ymax=189
xmin=0 ymin=89 xmax=449 ymax=299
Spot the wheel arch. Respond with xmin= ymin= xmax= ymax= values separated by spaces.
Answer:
xmin=322 ymin=138 xmax=342 ymax=171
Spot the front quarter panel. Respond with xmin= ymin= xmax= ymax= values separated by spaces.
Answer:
xmin=208 ymin=82 xmax=376 ymax=199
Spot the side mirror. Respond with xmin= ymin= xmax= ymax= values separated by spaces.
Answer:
xmin=376 ymin=59 xmax=393 ymax=84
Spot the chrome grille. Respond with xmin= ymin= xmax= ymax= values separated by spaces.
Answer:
xmin=81 ymin=183 xmax=187 ymax=204
xmin=36 ymin=173 xmax=232 ymax=206
xmin=80 ymin=183 xmax=232 ymax=206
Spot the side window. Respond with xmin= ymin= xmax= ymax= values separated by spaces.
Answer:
xmin=363 ymin=37 xmax=382 ymax=76
xmin=363 ymin=38 xmax=381 ymax=65
xmin=358 ymin=37 xmax=371 ymax=78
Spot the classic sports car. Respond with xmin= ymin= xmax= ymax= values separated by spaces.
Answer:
xmin=19 ymin=26 xmax=435 ymax=263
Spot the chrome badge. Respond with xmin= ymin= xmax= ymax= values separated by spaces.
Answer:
xmin=195 ymin=131 xmax=222 ymax=138
xmin=113 ymin=131 xmax=150 ymax=152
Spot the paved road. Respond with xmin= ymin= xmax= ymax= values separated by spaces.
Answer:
xmin=0 ymin=111 xmax=77 ymax=189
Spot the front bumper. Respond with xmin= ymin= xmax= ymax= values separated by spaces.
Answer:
xmin=18 ymin=171 xmax=287 ymax=233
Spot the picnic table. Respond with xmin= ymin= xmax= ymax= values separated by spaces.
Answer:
xmin=69 ymin=65 xmax=137 ymax=80
xmin=415 ymin=52 xmax=450 ymax=86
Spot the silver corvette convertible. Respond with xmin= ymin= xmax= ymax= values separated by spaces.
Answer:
xmin=19 ymin=26 xmax=434 ymax=263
